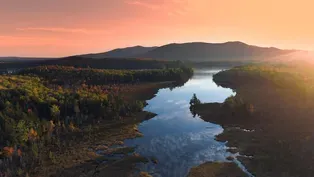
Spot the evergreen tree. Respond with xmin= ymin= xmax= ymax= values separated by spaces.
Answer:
xmin=189 ymin=93 xmax=201 ymax=117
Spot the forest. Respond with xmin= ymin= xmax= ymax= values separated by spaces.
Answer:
xmin=19 ymin=65 xmax=193 ymax=85
xmin=0 ymin=57 xmax=190 ymax=71
xmin=194 ymin=63 xmax=314 ymax=177
xmin=213 ymin=64 xmax=311 ymax=95
xmin=0 ymin=63 xmax=193 ymax=176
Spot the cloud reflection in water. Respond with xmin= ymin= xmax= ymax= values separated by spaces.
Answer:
xmin=124 ymin=69 xmax=235 ymax=177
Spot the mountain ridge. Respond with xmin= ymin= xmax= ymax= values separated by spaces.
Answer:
xmin=80 ymin=46 xmax=157 ymax=59
xmin=80 ymin=41 xmax=297 ymax=61
xmin=136 ymin=41 xmax=297 ymax=61
xmin=1 ymin=41 xmax=298 ymax=62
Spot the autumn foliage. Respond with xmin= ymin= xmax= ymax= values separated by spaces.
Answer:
xmin=0 ymin=65 xmax=193 ymax=176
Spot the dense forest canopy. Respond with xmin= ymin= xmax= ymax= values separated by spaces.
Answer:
xmin=19 ymin=65 xmax=193 ymax=85
xmin=0 ymin=57 xmax=189 ymax=71
xmin=213 ymin=64 xmax=311 ymax=95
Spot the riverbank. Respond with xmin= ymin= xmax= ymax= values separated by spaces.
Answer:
xmin=37 ymin=82 xmax=175 ymax=177
xmin=43 ymin=111 xmax=154 ymax=177
xmin=188 ymin=162 xmax=248 ymax=177
xmin=194 ymin=64 xmax=314 ymax=177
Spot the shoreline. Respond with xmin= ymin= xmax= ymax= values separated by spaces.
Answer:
xmin=35 ymin=81 xmax=176 ymax=177
xmin=188 ymin=162 xmax=248 ymax=177
xmin=193 ymin=65 xmax=314 ymax=177
xmin=47 ymin=111 xmax=156 ymax=177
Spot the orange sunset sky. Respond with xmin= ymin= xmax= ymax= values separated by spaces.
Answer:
xmin=1 ymin=0 xmax=314 ymax=57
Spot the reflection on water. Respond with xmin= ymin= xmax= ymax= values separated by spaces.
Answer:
xmin=125 ymin=69 xmax=235 ymax=177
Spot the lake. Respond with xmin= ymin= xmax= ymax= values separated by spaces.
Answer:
xmin=125 ymin=69 xmax=236 ymax=177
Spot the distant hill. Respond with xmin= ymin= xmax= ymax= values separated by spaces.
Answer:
xmin=137 ymin=42 xmax=297 ymax=61
xmin=0 ymin=57 xmax=55 ymax=62
xmin=80 ymin=46 xmax=157 ymax=59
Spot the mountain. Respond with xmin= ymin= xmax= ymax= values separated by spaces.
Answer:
xmin=79 ymin=42 xmax=296 ymax=61
xmin=1 ymin=41 xmax=297 ymax=63
xmin=137 ymin=41 xmax=297 ymax=61
xmin=80 ymin=46 xmax=157 ymax=59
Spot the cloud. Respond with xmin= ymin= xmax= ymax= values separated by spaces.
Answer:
xmin=168 ymin=9 xmax=188 ymax=16
xmin=125 ymin=1 xmax=160 ymax=10
xmin=16 ymin=27 xmax=109 ymax=35
xmin=0 ymin=35 xmax=83 ymax=47
xmin=125 ymin=0 xmax=189 ymax=16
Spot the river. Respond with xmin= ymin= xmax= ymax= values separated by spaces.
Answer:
xmin=124 ymin=69 xmax=236 ymax=177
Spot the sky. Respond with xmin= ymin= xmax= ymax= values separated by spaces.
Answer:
xmin=1 ymin=0 xmax=314 ymax=57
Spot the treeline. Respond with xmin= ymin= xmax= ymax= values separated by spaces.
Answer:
xmin=0 ymin=57 xmax=189 ymax=71
xmin=46 ymin=56 xmax=189 ymax=70
xmin=213 ymin=64 xmax=309 ymax=94
xmin=188 ymin=60 xmax=251 ymax=68
xmin=19 ymin=65 xmax=193 ymax=85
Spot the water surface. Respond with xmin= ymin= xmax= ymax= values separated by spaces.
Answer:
xmin=125 ymin=69 xmax=235 ymax=177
